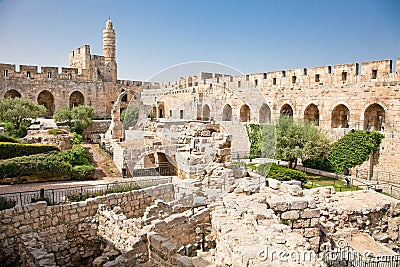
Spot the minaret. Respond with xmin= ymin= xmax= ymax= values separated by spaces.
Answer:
xmin=103 ymin=18 xmax=117 ymax=81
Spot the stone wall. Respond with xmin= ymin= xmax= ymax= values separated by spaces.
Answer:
xmin=19 ymin=233 xmax=57 ymax=267
xmin=310 ymin=187 xmax=400 ymax=252
xmin=0 ymin=184 xmax=174 ymax=266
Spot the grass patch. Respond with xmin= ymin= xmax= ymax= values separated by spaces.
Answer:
xmin=304 ymin=172 xmax=361 ymax=192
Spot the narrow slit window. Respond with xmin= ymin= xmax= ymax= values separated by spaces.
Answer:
xmin=3 ymin=70 xmax=8 ymax=77
xmin=47 ymin=72 xmax=52 ymax=78
xmin=254 ymin=79 xmax=258 ymax=86
xmin=342 ymin=71 xmax=347 ymax=82
xmin=372 ymin=70 xmax=378 ymax=79
xmin=273 ymin=77 xmax=277 ymax=85
xmin=67 ymin=73 xmax=72 ymax=79
xmin=303 ymin=69 xmax=307 ymax=75
xmin=282 ymin=71 xmax=286 ymax=77
xmin=246 ymin=75 xmax=249 ymax=81
xmin=315 ymin=74 xmax=320 ymax=82
xmin=328 ymin=66 xmax=332 ymax=74
xmin=292 ymin=76 xmax=296 ymax=84
xmin=26 ymin=71 xmax=31 ymax=78
xmin=238 ymin=81 xmax=241 ymax=87
xmin=263 ymin=73 xmax=267 ymax=79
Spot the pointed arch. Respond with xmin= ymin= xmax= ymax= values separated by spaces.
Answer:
xmin=203 ymin=104 xmax=210 ymax=121
xmin=304 ymin=104 xmax=320 ymax=125
xmin=331 ymin=104 xmax=350 ymax=128
xmin=240 ymin=104 xmax=251 ymax=122
xmin=280 ymin=104 xmax=293 ymax=117
xmin=364 ymin=103 xmax=385 ymax=130
xmin=259 ymin=103 xmax=271 ymax=124
xmin=37 ymin=90 xmax=55 ymax=117
xmin=69 ymin=91 xmax=85 ymax=109
xmin=222 ymin=104 xmax=232 ymax=121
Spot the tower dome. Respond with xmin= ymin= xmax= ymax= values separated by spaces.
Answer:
xmin=106 ymin=18 xmax=113 ymax=30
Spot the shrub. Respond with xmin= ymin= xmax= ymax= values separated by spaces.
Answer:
xmin=71 ymin=165 xmax=95 ymax=180
xmin=329 ymin=130 xmax=384 ymax=174
xmin=0 ymin=134 xmax=20 ymax=143
xmin=0 ymin=142 xmax=60 ymax=159
xmin=302 ymin=158 xmax=335 ymax=173
xmin=47 ymin=129 xmax=62 ymax=135
xmin=0 ymin=153 xmax=72 ymax=179
xmin=61 ymin=145 xmax=92 ymax=166
xmin=260 ymin=163 xmax=308 ymax=184
xmin=72 ymin=132 xmax=83 ymax=145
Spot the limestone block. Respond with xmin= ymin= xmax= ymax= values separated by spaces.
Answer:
xmin=301 ymin=209 xmax=320 ymax=219
xmin=267 ymin=199 xmax=289 ymax=212
xmin=281 ymin=210 xmax=300 ymax=220
xmin=289 ymin=197 xmax=308 ymax=210
xmin=281 ymin=183 xmax=303 ymax=196
xmin=267 ymin=178 xmax=281 ymax=190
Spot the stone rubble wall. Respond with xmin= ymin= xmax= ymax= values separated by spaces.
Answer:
xmin=0 ymin=184 xmax=174 ymax=266
xmin=311 ymin=187 xmax=400 ymax=251
xmin=18 ymin=233 xmax=58 ymax=267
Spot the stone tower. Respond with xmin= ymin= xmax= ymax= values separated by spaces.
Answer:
xmin=103 ymin=18 xmax=117 ymax=81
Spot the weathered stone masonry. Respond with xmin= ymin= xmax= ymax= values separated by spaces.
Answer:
xmin=0 ymin=184 xmax=174 ymax=266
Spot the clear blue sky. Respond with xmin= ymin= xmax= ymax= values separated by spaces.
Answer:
xmin=0 ymin=0 xmax=399 ymax=81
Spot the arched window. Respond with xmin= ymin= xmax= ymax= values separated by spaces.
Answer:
xmin=240 ymin=104 xmax=251 ymax=122
xmin=304 ymin=104 xmax=320 ymax=125
xmin=4 ymin=89 xmax=21 ymax=98
xmin=69 ymin=91 xmax=85 ymax=109
xmin=222 ymin=104 xmax=232 ymax=121
xmin=37 ymin=90 xmax=55 ymax=117
xmin=280 ymin=104 xmax=293 ymax=117
xmin=364 ymin=104 xmax=385 ymax=131
xmin=259 ymin=103 xmax=271 ymax=124
xmin=331 ymin=104 xmax=350 ymax=128
xmin=203 ymin=104 xmax=210 ymax=121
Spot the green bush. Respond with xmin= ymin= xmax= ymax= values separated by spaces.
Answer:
xmin=61 ymin=145 xmax=92 ymax=166
xmin=71 ymin=165 xmax=95 ymax=180
xmin=47 ymin=129 xmax=62 ymax=135
xmin=0 ymin=153 xmax=72 ymax=179
xmin=329 ymin=130 xmax=384 ymax=174
xmin=0 ymin=142 xmax=60 ymax=159
xmin=245 ymin=124 xmax=261 ymax=159
xmin=0 ymin=134 xmax=20 ymax=143
xmin=302 ymin=158 xmax=334 ymax=173
xmin=260 ymin=163 xmax=308 ymax=184
xmin=72 ymin=132 xmax=83 ymax=145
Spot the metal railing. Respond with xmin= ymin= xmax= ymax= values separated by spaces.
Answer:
xmin=129 ymin=163 xmax=176 ymax=177
xmin=324 ymin=246 xmax=400 ymax=267
xmin=0 ymin=177 xmax=172 ymax=208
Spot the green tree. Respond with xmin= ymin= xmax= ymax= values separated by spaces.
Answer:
xmin=121 ymin=106 xmax=139 ymax=129
xmin=0 ymin=97 xmax=46 ymax=137
xmin=275 ymin=115 xmax=331 ymax=169
xmin=53 ymin=105 xmax=94 ymax=134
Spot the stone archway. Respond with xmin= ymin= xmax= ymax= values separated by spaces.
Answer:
xmin=37 ymin=90 xmax=55 ymax=117
xmin=240 ymin=104 xmax=251 ymax=122
xmin=203 ymin=104 xmax=210 ymax=121
xmin=222 ymin=104 xmax=232 ymax=121
xmin=4 ymin=89 xmax=21 ymax=98
xmin=259 ymin=103 xmax=271 ymax=124
xmin=69 ymin=91 xmax=84 ymax=109
xmin=364 ymin=103 xmax=385 ymax=131
xmin=331 ymin=104 xmax=350 ymax=128
xmin=158 ymin=102 xmax=165 ymax=118
xmin=280 ymin=104 xmax=293 ymax=117
xmin=304 ymin=104 xmax=320 ymax=125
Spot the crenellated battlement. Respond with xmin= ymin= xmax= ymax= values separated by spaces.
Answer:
xmin=0 ymin=63 xmax=93 ymax=81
